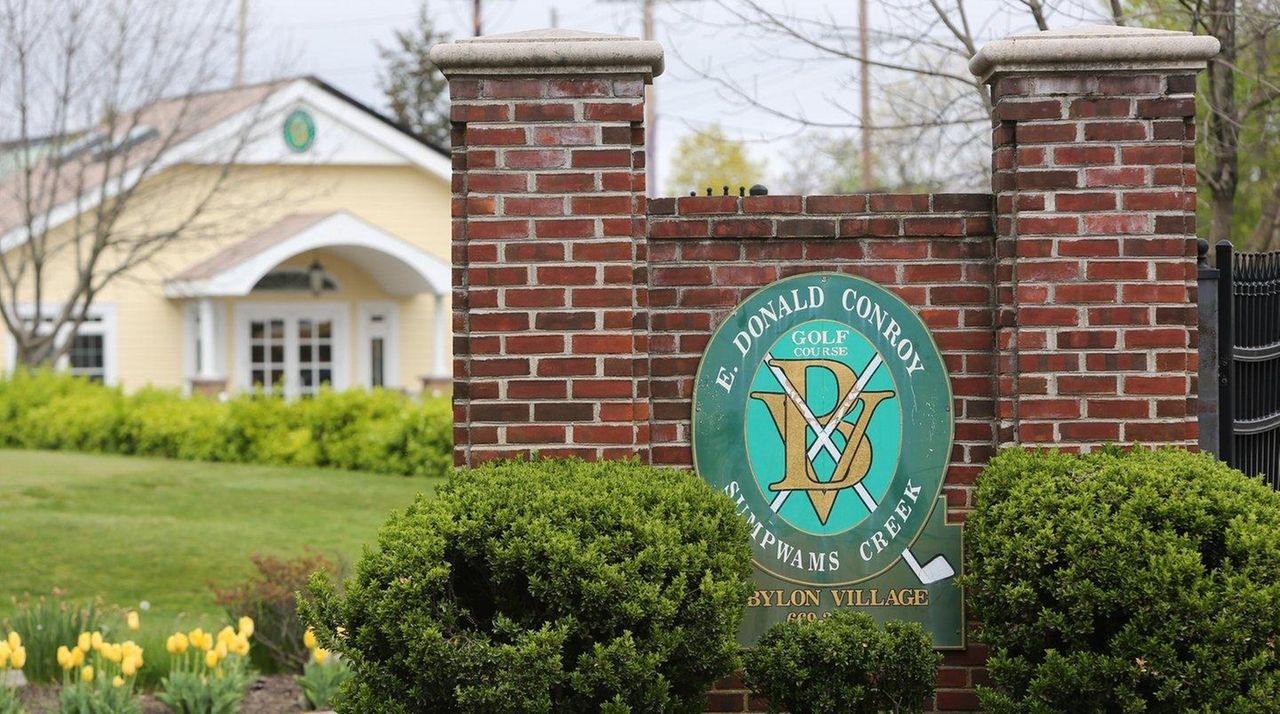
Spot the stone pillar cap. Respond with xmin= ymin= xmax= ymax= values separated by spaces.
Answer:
xmin=969 ymin=24 xmax=1219 ymax=82
xmin=430 ymin=28 xmax=664 ymax=81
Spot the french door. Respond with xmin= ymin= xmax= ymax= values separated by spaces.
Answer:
xmin=237 ymin=304 xmax=348 ymax=398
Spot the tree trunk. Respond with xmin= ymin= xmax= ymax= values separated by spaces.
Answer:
xmin=1205 ymin=0 xmax=1239 ymax=245
xmin=1247 ymin=178 xmax=1280 ymax=252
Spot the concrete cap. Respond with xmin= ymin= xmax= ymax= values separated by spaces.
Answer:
xmin=969 ymin=24 xmax=1220 ymax=82
xmin=430 ymin=28 xmax=664 ymax=81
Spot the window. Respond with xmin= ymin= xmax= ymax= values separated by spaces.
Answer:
xmin=357 ymin=303 xmax=398 ymax=390
xmin=248 ymin=319 xmax=286 ymax=392
xmin=6 ymin=305 xmax=116 ymax=385
xmin=235 ymin=303 xmax=348 ymax=398
xmin=68 ymin=333 xmax=105 ymax=383
xmin=296 ymin=318 xmax=334 ymax=397
xmin=252 ymin=270 xmax=337 ymax=292
xmin=370 ymin=337 xmax=385 ymax=388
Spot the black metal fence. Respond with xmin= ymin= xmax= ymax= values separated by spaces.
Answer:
xmin=1201 ymin=241 xmax=1280 ymax=487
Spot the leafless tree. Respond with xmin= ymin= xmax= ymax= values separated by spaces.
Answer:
xmin=678 ymin=0 xmax=1280 ymax=247
xmin=0 ymin=0 xmax=282 ymax=368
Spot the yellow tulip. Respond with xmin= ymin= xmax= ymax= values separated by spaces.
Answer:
xmin=215 ymin=641 xmax=228 ymax=659
xmin=77 ymin=632 xmax=92 ymax=653
xmin=10 ymin=647 xmax=25 ymax=670
xmin=204 ymin=650 xmax=219 ymax=669
xmin=232 ymin=635 xmax=250 ymax=656
xmin=57 ymin=645 xmax=72 ymax=670
xmin=112 ymin=675 xmax=124 ymax=688
xmin=304 ymin=629 xmax=317 ymax=650
xmin=238 ymin=616 xmax=254 ymax=638
xmin=103 ymin=643 xmax=122 ymax=664
xmin=217 ymin=626 xmax=235 ymax=645
xmin=70 ymin=648 xmax=85 ymax=668
xmin=90 ymin=632 xmax=103 ymax=651
xmin=188 ymin=629 xmax=205 ymax=650
xmin=172 ymin=632 xmax=189 ymax=654
xmin=126 ymin=611 xmax=140 ymax=631
xmin=6 ymin=632 xmax=19 ymax=650
xmin=0 ymin=642 xmax=9 ymax=669
xmin=122 ymin=657 xmax=137 ymax=677
xmin=81 ymin=665 xmax=94 ymax=683
xmin=313 ymin=647 xmax=330 ymax=665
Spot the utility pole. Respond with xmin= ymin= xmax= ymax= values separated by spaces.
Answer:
xmin=235 ymin=0 xmax=248 ymax=87
xmin=600 ymin=0 xmax=677 ymax=196
xmin=858 ymin=0 xmax=873 ymax=190
xmin=473 ymin=0 xmax=483 ymax=36
xmin=551 ymin=6 xmax=560 ymax=28
xmin=642 ymin=0 xmax=656 ymax=197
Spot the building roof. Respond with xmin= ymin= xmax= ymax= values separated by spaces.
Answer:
xmin=171 ymin=212 xmax=333 ymax=281
xmin=0 ymin=76 xmax=449 ymax=250
xmin=163 ymin=211 xmax=449 ymax=298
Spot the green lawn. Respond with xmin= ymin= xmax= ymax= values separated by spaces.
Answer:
xmin=0 ymin=449 xmax=437 ymax=625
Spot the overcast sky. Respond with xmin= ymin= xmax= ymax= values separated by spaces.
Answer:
xmin=247 ymin=0 xmax=1089 ymax=192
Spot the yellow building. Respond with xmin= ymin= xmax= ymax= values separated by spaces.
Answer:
xmin=0 ymin=77 xmax=452 ymax=397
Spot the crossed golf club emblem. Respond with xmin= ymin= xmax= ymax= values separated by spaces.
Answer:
xmin=761 ymin=351 xmax=955 ymax=585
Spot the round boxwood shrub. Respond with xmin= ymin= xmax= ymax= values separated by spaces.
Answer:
xmin=742 ymin=611 xmax=939 ymax=714
xmin=301 ymin=458 xmax=753 ymax=713
xmin=966 ymin=447 xmax=1280 ymax=713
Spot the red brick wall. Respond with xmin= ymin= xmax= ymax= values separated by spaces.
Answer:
xmin=990 ymin=72 xmax=1200 ymax=450
xmin=448 ymin=74 xmax=652 ymax=466
xmin=441 ymin=55 xmax=1202 ymax=714
xmin=647 ymin=193 xmax=995 ymax=713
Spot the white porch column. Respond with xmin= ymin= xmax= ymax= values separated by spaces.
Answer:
xmin=432 ymin=292 xmax=447 ymax=379
xmin=198 ymin=298 xmax=219 ymax=380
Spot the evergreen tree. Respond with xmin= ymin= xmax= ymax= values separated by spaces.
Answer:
xmin=378 ymin=3 xmax=451 ymax=148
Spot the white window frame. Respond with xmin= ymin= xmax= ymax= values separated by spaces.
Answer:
xmin=233 ymin=301 xmax=349 ymax=398
xmin=4 ymin=303 xmax=118 ymax=385
xmin=355 ymin=302 xmax=400 ymax=390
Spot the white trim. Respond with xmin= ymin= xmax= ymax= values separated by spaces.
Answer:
xmin=0 ymin=78 xmax=450 ymax=253
xmin=432 ymin=293 xmax=448 ymax=380
xmin=182 ymin=300 xmax=228 ymax=383
xmin=355 ymin=302 xmax=400 ymax=390
xmin=5 ymin=303 xmax=118 ymax=386
xmin=233 ymin=301 xmax=350 ymax=398
xmin=164 ymin=211 xmax=449 ymax=298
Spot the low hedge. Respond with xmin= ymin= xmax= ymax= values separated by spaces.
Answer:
xmin=300 ymin=458 xmax=754 ymax=713
xmin=743 ymin=611 xmax=939 ymax=714
xmin=0 ymin=370 xmax=451 ymax=476
xmin=966 ymin=446 xmax=1280 ymax=713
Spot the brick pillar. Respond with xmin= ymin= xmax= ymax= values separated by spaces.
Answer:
xmin=431 ymin=30 xmax=662 ymax=466
xmin=972 ymin=25 xmax=1219 ymax=450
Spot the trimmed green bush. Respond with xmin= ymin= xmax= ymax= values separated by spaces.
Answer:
xmin=966 ymin=447 xmax=1280 ymax=713
xmin=300 ymin=458 xmax=754 ymax=713
xmin=0 ymin=370 xmax=450 ymax=476
xmin=742 ymin=611 xmax=939 ymax=714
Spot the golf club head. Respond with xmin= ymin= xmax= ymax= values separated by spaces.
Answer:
xmin=903 ymin=549 xmax=955 ymax=584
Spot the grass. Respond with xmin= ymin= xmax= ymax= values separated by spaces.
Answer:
xmin=0 ymin=449 xmax=439 ymax=626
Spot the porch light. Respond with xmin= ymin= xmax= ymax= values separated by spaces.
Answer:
xmin=307 ymin=259 xmax=325 ymax=297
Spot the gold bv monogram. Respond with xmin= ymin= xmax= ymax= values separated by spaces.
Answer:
xmin=751 ymin=359 xmax=895 ymax=524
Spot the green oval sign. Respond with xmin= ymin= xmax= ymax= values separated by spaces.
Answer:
xmin=692 ymin=272 xmax=962 ymax=646
xmin=282 ymin=109 xmax=315 ymax=153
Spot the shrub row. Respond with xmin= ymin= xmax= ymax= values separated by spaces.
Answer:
xmin=967 ymin=446 xmax=1280 ymax=713
xmin=0 ymin=371 xmax=451 ymax=476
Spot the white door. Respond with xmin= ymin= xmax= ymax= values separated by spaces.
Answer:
xmin=237 ymin=303 xmax=348 ymax=398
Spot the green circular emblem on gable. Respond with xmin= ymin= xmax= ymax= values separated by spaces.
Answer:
xmin=692 ymin=272 xmax=953 ymax=588
xmin=282 ymin=109 xmax=315 ymax=152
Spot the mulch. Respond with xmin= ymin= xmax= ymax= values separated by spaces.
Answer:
xmin=17 ymin=674 xmax=312 ymax=713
